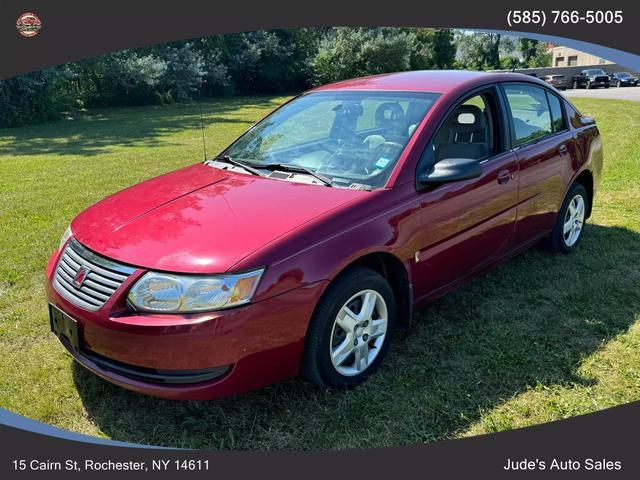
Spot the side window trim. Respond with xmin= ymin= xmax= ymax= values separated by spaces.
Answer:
xmin=545 ymin=90 xmax=569 ymax=134
xmin=499 ymin=82 xmax=569 ymax=150
xmin=495 ymin=84 xmax=513 ymax=151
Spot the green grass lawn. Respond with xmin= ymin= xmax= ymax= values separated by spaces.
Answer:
xmin=0 ymin=96 xmax=639 ymax=450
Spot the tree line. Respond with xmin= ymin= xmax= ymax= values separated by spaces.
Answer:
xmin=0 ymin=29 xmax=550 ymax=128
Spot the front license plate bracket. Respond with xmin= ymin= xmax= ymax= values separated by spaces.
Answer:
xmin=49 ymin=304 xmax=80 ymax=352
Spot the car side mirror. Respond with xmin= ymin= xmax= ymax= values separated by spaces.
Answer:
xmin=418 ymin=157 xmax=482 ymax=186
xmin=579 ymin=116 xmax=596 ymax=126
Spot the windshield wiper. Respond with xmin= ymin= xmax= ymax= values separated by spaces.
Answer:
xmin=212 ymin=155 xmax=265 ymax=177
xmin=257 ymin=163 xmax=333 ymax=187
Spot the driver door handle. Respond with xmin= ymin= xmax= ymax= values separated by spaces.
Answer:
xmin=559 ymin=144 xmax=569 ymax=156
xmin=497 ymin=169 xmax=513 ymax=185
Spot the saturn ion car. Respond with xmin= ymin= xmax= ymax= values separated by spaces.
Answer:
xmin=46 ymin=70 xmax=603 ymax=400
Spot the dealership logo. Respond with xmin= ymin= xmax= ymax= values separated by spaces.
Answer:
xmin=16 ymin=12 xmax=41 ymax=38
xmin=73 ymin=267 xmax=91 ymax=289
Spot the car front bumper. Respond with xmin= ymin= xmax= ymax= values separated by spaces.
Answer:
xmin=45 ymin=249 xmax=327 ymax=400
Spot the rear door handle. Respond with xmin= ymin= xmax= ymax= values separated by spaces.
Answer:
xmin=559 ymin=144 xmax=569 ymax=156
xmin=497 ymin=169 xmax=514 ymax=185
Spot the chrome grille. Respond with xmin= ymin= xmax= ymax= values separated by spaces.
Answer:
xmin=53 ymin=239 xmax=135 ymax=311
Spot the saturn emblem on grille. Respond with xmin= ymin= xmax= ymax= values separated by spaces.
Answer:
xmin=73 ymin=266 xmax=91 ymax=288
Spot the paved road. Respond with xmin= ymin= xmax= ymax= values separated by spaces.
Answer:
xmin=563 ymin=85 xmax=640 ymax=102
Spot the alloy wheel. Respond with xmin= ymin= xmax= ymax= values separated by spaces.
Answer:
xmin=563 ymin=194 xmax=585 ymax=247
xmin=329 ymin=289 xmax=388 ymax=376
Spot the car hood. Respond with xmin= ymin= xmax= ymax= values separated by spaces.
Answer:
xmin=71 ymin=163 xmax=364 ymax=273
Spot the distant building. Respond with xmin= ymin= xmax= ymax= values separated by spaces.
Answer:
xmin=549 ymin=46 xmax=612 ymax=68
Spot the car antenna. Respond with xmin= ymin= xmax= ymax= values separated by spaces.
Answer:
xmin=198 ymin=91 xmax=208 ymax=162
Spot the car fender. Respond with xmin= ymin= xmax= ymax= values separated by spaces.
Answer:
xmin=234 ymin=186 xmax=422 ymax=304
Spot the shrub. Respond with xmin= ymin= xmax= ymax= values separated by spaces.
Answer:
xmin=312 ymin=28 xmax=416 ymax=85
xmin=0 ymin=66 xmax=76 ymax=127
xmin=201 ymin=50 xmax=231 ymax=96
xmin=159 ymin=43 xmax=206 ymax=102
xmin=83 ymin=52 xmax=167 ymax=107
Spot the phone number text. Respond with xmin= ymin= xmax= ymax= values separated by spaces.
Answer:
xmin=507 ymin=10 xmax=623 ymax=27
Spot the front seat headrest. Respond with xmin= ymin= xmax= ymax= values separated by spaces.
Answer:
xmin=375 ymin=102 xmax=405 ymax=133
xmin=450 ymin=105 xmax=486 ymax=135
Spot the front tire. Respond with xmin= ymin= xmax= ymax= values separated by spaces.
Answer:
xmin=544 ymin=183 xmax=588 ymax=254
xmin=301 ymin=267 xmax=396 ymax=388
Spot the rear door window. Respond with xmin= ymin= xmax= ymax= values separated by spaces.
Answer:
xmin=503 ymin=84 xmax=552 ymax=146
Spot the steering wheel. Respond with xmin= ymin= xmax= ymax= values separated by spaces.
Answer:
xmin=320 ymin=140 xmax=343 ymax=155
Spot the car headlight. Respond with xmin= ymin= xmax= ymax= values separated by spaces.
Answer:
xmin=59 ymin=226 xmax=73 ymax=250
xmin=127 ymin=269 xmax=265 ymax=313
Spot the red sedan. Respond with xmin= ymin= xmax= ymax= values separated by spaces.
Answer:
xmin=46 ymin=70 xmax=603 ymax=400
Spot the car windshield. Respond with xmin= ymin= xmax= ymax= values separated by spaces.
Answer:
xmin=585 ymin=69 xmax=606 ymax=76
xmin=617 ymin=72 xmax=631 ymax=77
xmin=221 ymin=91 xmax=440 ymax=189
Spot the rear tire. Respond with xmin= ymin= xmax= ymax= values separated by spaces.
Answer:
xmin=301 ymin=267 xmax=396 ymax=388
xmin=544 ymin=183 xmax=588 ymax=254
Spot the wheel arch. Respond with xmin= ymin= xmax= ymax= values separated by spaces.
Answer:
xmin=573 ymin=169 xmax=594 ymax=218
xmin=325 ymin=251 xmax=413 ymax=329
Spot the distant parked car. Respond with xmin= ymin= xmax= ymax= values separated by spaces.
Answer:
xmin=543 ymin=74 xmax=569 ymax=90
xmin=611 ymin=72 xmax=639 ymax=87
xmin=571 ymin=69 xmax=610 ymax=89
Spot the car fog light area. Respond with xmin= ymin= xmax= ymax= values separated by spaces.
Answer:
xmin=127 ymin=269 xmax=264 ymax=313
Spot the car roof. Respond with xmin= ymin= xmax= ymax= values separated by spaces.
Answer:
xmin=309 ymin=70 xmax=549 ymax=95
